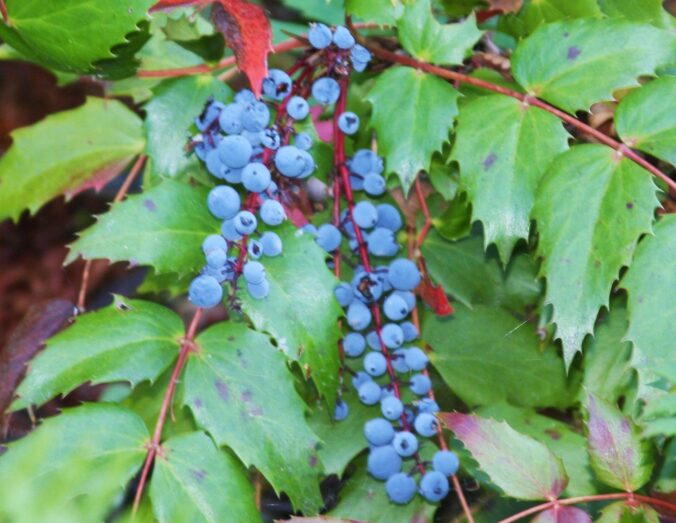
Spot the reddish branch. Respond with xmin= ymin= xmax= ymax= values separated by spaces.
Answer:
xmin=133 ymin=307 xmax=204 ymax=514
xmin=499 ymin=492 xmax=676 ymax=523
xmin=76 ymin=155 xmax=147 ymax=311
xmin=364 ymin=44 xmax=675 ymax=193
xmin=0 ymin=0 xmax=8 ymax=24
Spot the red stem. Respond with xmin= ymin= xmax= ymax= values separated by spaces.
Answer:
xmin=132 ymin=307 xmax=203 ymax=514
xmin=499 ymin=493 xmax=676 ymax=523
xmin=0 ymin=0 xmax=8 ymax=24
xmin=366 ymin=45 xmax=675 ymax=193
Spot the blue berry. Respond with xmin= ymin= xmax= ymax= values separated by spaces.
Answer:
xmin=202 ymin=234 xmax=227 ymax=255
xmin=262 ymin=69 xmax=292 ymax=101
xmin=188 ymin=275 xmax=223 ymax=308
xmin=302 ymin=223 xmax=318 ymax=236
xmin=351 ymin=44 xmax=372 ymax=65
xmin=338 ymin=111 xmax=360 ymax=135
xmin=312 ymin=77 xmax=341 ymax=105
xmin=260 ymin=128 xmax=281 ymax=149
xmin=242 ymin=101 xmax=270 ymax=132
xmin=366 ymin=330 xmax=381 ymax=350
xmin=343 ymin=332 xmax=366 ymax=357
xmin=353 ymin=201 xmax=378 ymax=229
xmin=352 ymin=371 xmax=372 ymax=391
xmin=241 ymin=163 xmax=271 ymax=193
xmin=367 ymin=228 xmax=399 ymax=257
xmin=347 ymin=301 xmax=372 ymax=331
xmin=364 ymin=352 xmax=387 ymax=377
xmin=414 ymin=412 xmax=439 ymax=437
xmin=410 ymin=374 xmax=432 ymax=395
xmin=218 ymin=135 xmax=252 ymax=168
xmin=234 ymin=89 xmax=256 ymax=104
xmin=275 ymin=145 xmax=306 ymax=177
xmin=388 ymin=258 xmax=421 ymax=291
xmin=351 ymin=149 xmax=383 ymax=176
xmin=196 ymin=100 xmax=224 ymax=131
xmin=207 ymin=186 xmax=241 ymax=220
xmin=205 ymin=148 xmax=223 ymax=177
xmin=221 ymin=165 xmax=243 ymax=184
xmin=376 ymin=203 xmax=403 ymax=231
xmin=433 ymin=450 xmax=460 ymax=477
xmin=381 ymin=323 xmax=404 ymax=349
xmin=392 ymin=349 xmax=409 ymax=373
xmin=241 ymin=129 xmax=262 ymax=146
xmin=308 ymin=22 xmax=333 ymax=49
xmin=260 ymin=199 xmax=286 ymax=226
xmin=420 ymin=471 xmax=449 ymax=502
xmin=247 ymin=278 xmax=270 ymax=300
xmin=418 ymin=398 xmax=440 ymax=414
xmin=404 ymin=347 xmax=429 ymax=371
xmin=315 ymin=223 xmax=342 ymax=252
xmin=392 ymin=431 xmax=418 ymax=457
xmin=385 ymin=473 xmax=416 ymax=504
xmin=295 ymin=132 xmax=313 ymax=151
xmin=243 ymin=260 xmax=265 ymax=284
xmin=298 ymin=149 xmax=316 ymax=178
xmin=393 ymin=290 xmax=416 ymax=311
xmin=334 ymin=282 xmax=353 ymax=307
xmin=218 ymin=103 xmax=244 ymax=134
xmin=367 ymin=445 xmax=402 ymax=480
xmin=287 ymin=96 xmax=310 ymax=120
xmin=260 ymin=231 xmax=283 ymax=257
xmin=401 ymin=321 xmax=419 ymax=341
xmin=233 ymin=210 xmax=257 ymax=235
xmin=364 ymin=173 xmax=386 ymax=195
xmin=206 ymin=248 xmax=227 ymax=269
xmin=332 ymin=25 xmax=355 ymax=49
xmin=221 ymin=218 xmax=243 ymax=241
xmin=381 ymin=396 xmax=404 ymax=421
xmin=384 ymin=293 xmax=409 ymax=321
xmin=358 ymin=381 xmax=381 ymax=405
xmin=247 ymin=239 xmax=263 ymax=259
xmin=364 ymin=418 xmax=395 ymax=446
xmin=352 ymin=272 xmax=383 ymax=303
xmin=334 ymin=399 xmax=349 ymax=421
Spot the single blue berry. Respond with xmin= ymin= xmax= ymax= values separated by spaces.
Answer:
xmin=410 ymin=374 xmax=432 ymax=395
xmin=420 ymin=471 xmax=449 ymax=502
xmin=364 ymin=418 xmax=394 ymax=446
xmin=334 ymin=399 xmax=349 ymax=421
xmin=367 ymin=445 xmax=402 ymax=480
xmin=381 ymin=396 xmax=404 ymax=421
xmin=333 ymin=25 xmax=355 ymax=49
xmin=262 ymin=69 xmax=292 ymax=101
xmin=364 ymin=352 xmax=387 ymax=377
xmin=338 ymin=111 xmax=360 ymax=135
xmin=260 ymin=231 xmax=283 ymax=257
xmin=414 ymin=412 xmax=439 ymax=437
xmin=308 ymin=22 xmax=332 ymax=49
xmin=358 ymin=381 xmax=381 ymax=405
xmin=385 ymin=473 xmax=416 ymax=504
xmin=432 ymin=450 xmax=460 ymax=477
xmin=312 ymin=77 xmax=341 ymax=105
xmin=343 ymin=332 xmax=366 ymax=357
xmin=287 ymin=96 xmax=310 ymax=120
xmin=233 ymin=210 xmax=257 ymax=235
xmin=188 ymin=275 xmax=223 ymax=308
xmin=392 ymin=431 xmax=418 ymax=457
xmin=260 ymin=199 xmax=286 ymax=226
xmin=404 ymin=347 xmax=429 ymax=371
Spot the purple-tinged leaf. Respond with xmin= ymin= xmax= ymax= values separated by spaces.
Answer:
xmin=532 ymin=506 xmax=591 ymax=523
xmin=585 ymin=393 xmax=654 ymax=491
xmin=596 ymin=501 xmax=660 ymax=523
xmin=441 ymin=412 xmax=568 ymax=500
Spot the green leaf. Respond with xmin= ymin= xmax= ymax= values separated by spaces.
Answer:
xmin=145 ymin=76 xmax=231 ymax=181
xmin=241 ymin=224 xmax=342 ymax=405
xmin=422 ymin=230 xmax=542 ymax=312
xmin=344 ymin=0 xmax=403 ymax=26
xmin=0 ymin=404 xmax=147 ymax=522
xmin=425 ymin=303 xmax=580 ymax=409
xmin=67 ymin=180 xmax=218 ymax=276
xmin=441 ymin=412 xmax=568 ymax=500
xmin=451 ymin=95 xmax=569 ymax=261
xmin=598 ymin=0 xmax=675 ymax=29
xmin=477 ymin=403 xmax=598 ymax=496
xmin=12 ymin=297 xmax=182 ymax=411
xmin=283 ymin=0 xmax=344 ymax=25
xmin=616 ymin=77 xmax=676 ymax=166
xmin=1 ymin=0 xmax=155 ymax=74
xmin=500 ymin=0 xmax=602 ymax=38
xmin=584 ymin=392 xmax=654 ymax=491
xmin=329 ymin=456 xmax=436 ymax=522
xmin=150 ymin=431 xmax=260 ymax=523
xmin=398 ymin=0 xmax=482 ymax=65
xmin=0 ymin=97 xmax=144 ymax=222
xmin=433 ymin=192 xmax=472 ymax=241
xmin=183 ymin=321 xmax=323 ymax=514
xmin=368 ymin=67 xmax=460 ymax=192
xmin=512 ymin=19 xmax=676 ymax=113
xmin=596 ymin=501 xmax=660 ymax=523
xmin=532 ymin=145 xmax=659 ymax=367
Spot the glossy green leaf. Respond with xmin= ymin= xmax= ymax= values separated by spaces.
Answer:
xmin=596 ymin=501 xmax=660 ymax=523
xmin=478 ymin=403 xmax=598 ymax=496
xmin=616 ymin=77 xmax=676 ymax=166
xmin=329 ymin=455 xmax=436 ymax=522
xmin=422 ymin=230 xmax=542 ymax=312
xmin=532 ymin=145 xmax=659 ymax=367
xmin=145 ymin=76 xmax=231 ymax=181
xmin=598 ymin=0 xmax=675 ymax=29
xmin=0 ymin=404 xmax=147 ymax=523
xmin=500 ymin=0 xmax=602 ymax=38
xmin=441 ymin=412 xmax=568 ymax=500
xmin=399 ymin=0 xmax=482 ymax=66
xmin=67 ymin=180 xmax=218 ymax=276
xmin=12 ymin=297 xmax=182 ymax=411
xmin=344 ymin=0 xmax=403 ymax=26
xmin=0 ymin=0 xmax=155 ymax=74
xmin=150 ymin=431 xmax=260 ymax=523
xmin=512 ymin=19 xmax=676 ymax=113
xmin=451 ymin=95 xmax=569 ymax=261
xmin=584 ymin=392 xmax=654 ymax=491
xmin=425 ymin=304 xmax=580 ymax=409
xmin=368 ymin=67 xmax=460 ymax=192
xmin=241 ymin=224 xmax=342 ymax=405
xmin=0 ymin=98 xmax=144 ymax=222
xmin=183 ymin=321 xmax=323 ymax=514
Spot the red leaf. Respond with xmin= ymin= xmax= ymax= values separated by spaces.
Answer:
xmin=151 ymin=0 xmax=272 ymax=98
xmin=418 ymin=279 xmax=453 ymax=316
xmin=531 ymin=507 xmax=591 ymax=523
xmin=63 ymin=158 xmax=131 ymax=200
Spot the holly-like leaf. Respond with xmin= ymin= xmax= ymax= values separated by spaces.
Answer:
xmin=328 ymin=456 xmax=436 ymax=523
xmin=398 ymin=0 xmax=482 ymax=66
xmin=0 ymin=404 xmax=147 ymax=522
xmin=584 ymin=392 xmax=655 ymax=491
xmin=0 ymin=0 xmax=155 ymax=74
xmin=441 ymin=412 xmax=568 ymax=500
xmin=451 ymin=95 xmax=569 ymax=262
xmin=499 ymin=0 xmax=602 ymax=38
xmin=0 ymin=98 xmax=145 ymax=222
xmin=150 ymin=431 xmax=260 ymax=523
xmin=532 ymin=145 xmax=659 ymax=368
xmin=183 ymin=321 xmax=324 ymax=514
xmin=531 ymin=507 xmax=591 ymax=523
xmin=616 ymin=77 xmax=676 ymax=166
xmin=368 ymin=67 xmax=460 ymax=192
xmin=425 ymin=304 xmax=580 ymax=409
xmin=11 ymin=297 xmax=183 ymax=411
xmin=152 ymin=0 xmax=272 ymax=97
xmin=422 ymin=230 xmax=542 ymax=312
xmin=598 ymin=0 xmax=675 ymax=29
xmin=67 ymin=180 xmax=218 ymax=276
xmin=241 ymin=224 xmax=342 ymax=405
xmin=344 ymin=0 xmax=403 ymax=26
xmin=145 ymin=75 xmax=231 ymax=181
xmin=512 ymin=19 xmax=676 ymax=113
xmin=596 ymin=501 xmax=660 ymax=523
xmin=478 ymin=403 xmax=599 ymax=496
